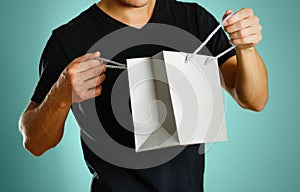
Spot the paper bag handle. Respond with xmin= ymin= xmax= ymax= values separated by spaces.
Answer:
xmin=185 ymin=12 xmax=236 ymax=63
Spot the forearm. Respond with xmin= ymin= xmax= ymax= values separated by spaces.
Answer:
xmin=19 ymin=83 xmax=71 ymax=156
xmin=234 ymin=47 xmax=268 ymax=111
xmin=20 ymin=52 xmax=105 ymax=156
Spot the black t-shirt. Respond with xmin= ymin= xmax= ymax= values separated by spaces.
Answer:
xmin=31 ymin=0 xmax=235 ymax=191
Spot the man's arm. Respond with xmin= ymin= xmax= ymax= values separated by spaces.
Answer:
xmin=220 ymin=8 xmax=268 ymax=111
xmin=19 ymin=52 xmax=106 ymax=156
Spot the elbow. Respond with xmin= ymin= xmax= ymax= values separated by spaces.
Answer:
xmin=254 ymin=100 xmax=268 ymax=112
xmin=19 ymin=123 xmax=53 ymax=157
xmin=19 ymin=117 xmax=44 ymax=156
xmin=23 ymin=140 xmax=46 ymax=157
xmin=245 ymin=103 xmax=266 ymax=112
xmin=22 ymin=132 xmax=59 ymax=157
xmin=22 ymin=134 xmax=58 ymax=156
xmin=252 ymin=92 xmax=268 ymax=112
xmin=241 ymin=95 xmax=268 ymax=112
xmin=21 ymin=129 xmax=60 ymax=157
xmin=18 ymin=106 xmax=57 ymax=157
xmin=235 ymin=86 xmax=268 ymax=112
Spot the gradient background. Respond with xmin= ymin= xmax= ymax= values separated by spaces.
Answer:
xmin=1 ymin=0 xmax=299 ymax=191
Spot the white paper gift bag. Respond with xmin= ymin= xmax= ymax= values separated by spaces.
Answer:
xmin=127 ymin=51 xmax=227 ymax=152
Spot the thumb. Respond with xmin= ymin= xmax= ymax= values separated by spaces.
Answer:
xmin=222 ymin=10 xmax=233 ymax=20
xmin=77 ymin=51 xmax=101 ymax=62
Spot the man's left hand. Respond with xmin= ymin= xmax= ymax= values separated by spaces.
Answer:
xmin=223 ymin=8 xmax=262 ymax=49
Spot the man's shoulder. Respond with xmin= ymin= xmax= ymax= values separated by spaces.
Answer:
xmin=162 ymin=0 xmax=212 ymax=20
xmin=47 ymin=4 xmax=101 ymax=60
xmin=168 ymin=0 xmax=206 ymax=12
xmin=52 ymin=5 xmax=96 ymax=38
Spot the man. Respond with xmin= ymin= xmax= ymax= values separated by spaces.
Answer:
xmin=19 ymin=0 xmax=268 ymax=191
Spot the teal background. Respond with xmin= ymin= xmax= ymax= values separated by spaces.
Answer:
xmin=1 ymin=0 xmax=299 ymax=191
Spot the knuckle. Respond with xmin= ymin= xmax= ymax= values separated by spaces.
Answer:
xmin=241 ymin=8 xmax=248 ymax=16
xmin=97 ymin=86 xmax=102 ymax=95
xmin=102 ymin=64 xmax=107 ymax=73
xmin=101 ymin=75 xmax=106 ymax=82
xmin=95 ymin=89 xmax=100 ymax=96
xmin=238 ymin=22 xmax=244 ymax=29
xmin=65 ymin=67 xmax=74 ymax=76
xmin=257 ymin=35 xmax=262 ymax=42
xmin=244 ymin=8 xmax=253 ymax=15
xmin=229 ymin=34 xmax=235 ymax=39
xmin=241 ymin=8 xmax=247 ymax=13
xmin=249 ymin=8 xmax=254 ymax=15
xmin=98 ymin=75 xmax=105 ymax=85
xmin=228 ymin=27 xmax=234 ymax=34
xmin=240 ymin=38 xmax=246 ymax=44
xmin=93 ymin=59 xmax=101 ymax=66
xmin=238 ymin=30 xmax=244 ymax=37
xmin=254 ymin=16 xmax=260 ymax=23
xmin=231 ymin=39 xmax=237 ymax=45
xmin=224 ymin=26 xmax=230 ymax=33
xmin=97 ymin=77 xmax=102 ymax=85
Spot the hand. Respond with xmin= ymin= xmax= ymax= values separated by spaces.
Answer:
xmin=223 ymin=8 xmax=263 ymax=49
xmin=56 ymin=51 xmax=106 ymax=106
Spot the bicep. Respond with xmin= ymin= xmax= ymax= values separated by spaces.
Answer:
xmin=31 ymin=35 xmax=69 ymax=104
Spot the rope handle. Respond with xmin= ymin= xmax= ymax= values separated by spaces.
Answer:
xmin=185 ymin=12 xmax=236 ymax=63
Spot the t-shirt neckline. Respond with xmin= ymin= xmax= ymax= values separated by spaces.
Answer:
xmin=91 ymin=1 xmax=160 ymax=30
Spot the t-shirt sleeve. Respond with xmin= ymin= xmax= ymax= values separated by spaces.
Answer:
xmin=31 ymin=34 xmax=69 ymax=104
xmin=196 ymin=5 xmax=236 ymax=65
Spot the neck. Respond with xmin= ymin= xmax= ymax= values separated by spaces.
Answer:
xmin=97 ymin=0 xmax=156 ymax=28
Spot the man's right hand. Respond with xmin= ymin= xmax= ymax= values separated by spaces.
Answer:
xmin=19 ymin=51 xmax=107 ymax=156
xmin=56 ymin=51 xmax=106 ymax=107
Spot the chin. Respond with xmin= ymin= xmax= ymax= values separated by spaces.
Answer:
xmin=119 ymin=0 xmax=151 ymax=7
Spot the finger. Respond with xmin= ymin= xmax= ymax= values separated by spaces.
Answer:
xmin=83 ymin=74 xmax=106 ymax=89
xmin=74 ymin=51 xmax=101 ymax=63
xmin=77 ymin=64 xmax=106 ymax=82
xmin=224 ymin=18 xmax=252 ymax=33
xmin=102 ymin=64 xmax=107 ymax=74
xmin=222 ymin=9 xmax=234 ymax=20
xmin=75 ymin=85 xmax=102 ymax=101
xmin=230 ymin=34 xmax=262 ymax=45
xmin=77 ymin=59 xmax=103 ymax=73
xmin=86 ymin=85 xmax=102 ymax=99
xmin=224 ymin=8 xmax=254 ymax=26
xmin=229 ymin=25 xmax=262 ymax=39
